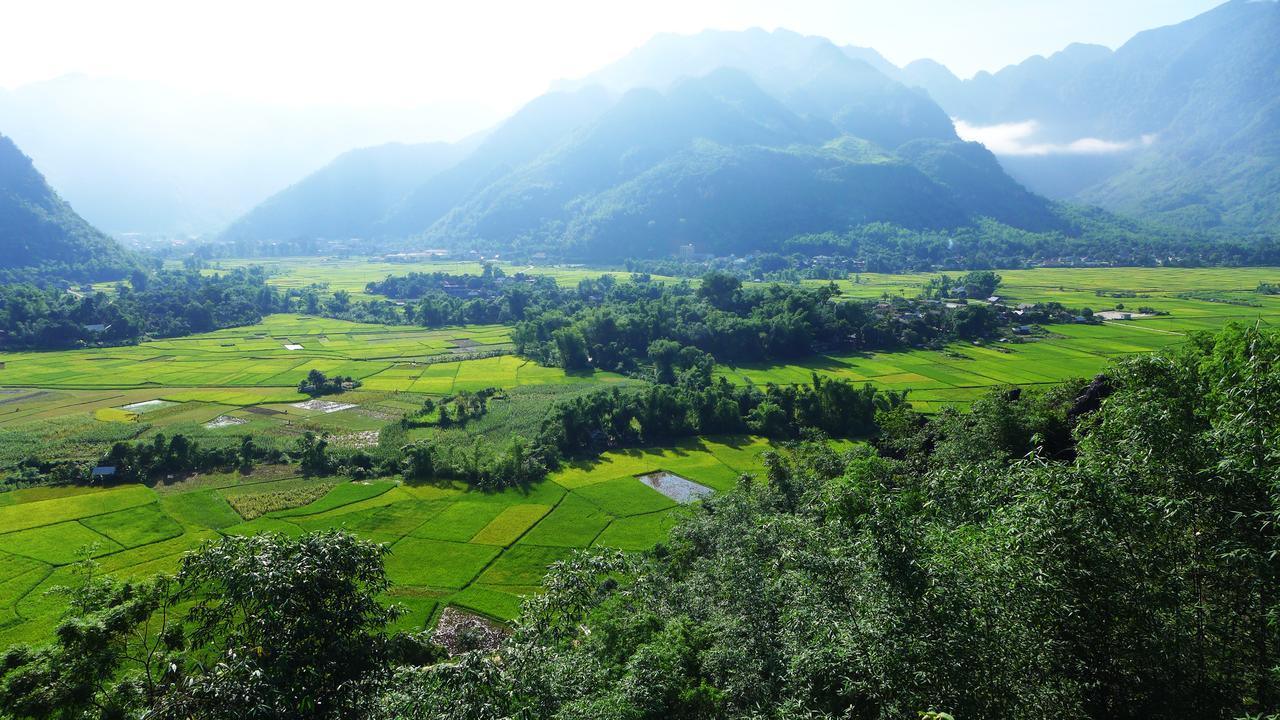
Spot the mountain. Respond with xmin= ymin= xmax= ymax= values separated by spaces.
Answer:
xmin=219 ymin=141 xmax=471 ymax=244
xmin=0 ymin=133 xmax=135 ymax=280
xmin=415 ymin=59 xmax=1067 ymax=259
xmin=0 ymin=75 xmax=497 ymax=236
xmin=904 ymin=0 xmax=1280 ymax=233
xmin=220 ymin=28 xmax=1116 ymax=260
xmin=377 ymin=86 xmax=616 ymax=237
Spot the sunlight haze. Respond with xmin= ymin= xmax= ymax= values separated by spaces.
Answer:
xmin=2 ymin=0 xmax=1221 ymax=113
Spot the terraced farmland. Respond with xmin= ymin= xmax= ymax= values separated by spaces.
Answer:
xmin=0 ymin=436 xmax=777 ymax=646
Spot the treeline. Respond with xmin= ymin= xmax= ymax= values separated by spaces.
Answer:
xmin=625 ymin=253 xmax=859 ymax=282
xmin=0 ymin=268 xmax=280 ymax=349
xmin=542 ymin=376 xmax=903 ymax=457
xmin=782 ymin=214 xmax=1280 ymax=272
xmin=346 ymin=269 xmax=1028 ymax=371
xmin=77 ymin=373 xmax=902 ymax=493
xmin=513 ymin=272 xmax=1020 ymax=372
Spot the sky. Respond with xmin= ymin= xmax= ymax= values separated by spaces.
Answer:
xmin=0 ymin=0 xmax=1224 ymax=115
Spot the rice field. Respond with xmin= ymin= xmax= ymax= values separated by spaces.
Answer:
xmin=5 ymin=265 xmax=1279 ymax=641
xmin=0 ymin=435 xmax=779 ymax=645
xmin=727 ymin=267 xmax=1280 ymax=411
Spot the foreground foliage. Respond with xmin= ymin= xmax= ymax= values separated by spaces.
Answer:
xmin=395 ymin=324 xmax=1280 ymax=719
xmin=0 ymin=532 xmax=410 ymax=720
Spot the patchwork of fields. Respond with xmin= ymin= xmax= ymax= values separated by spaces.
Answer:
xmin=732 ymin=266 xmax=1280 ymax=411
xmin=0 ymin=436 xmax=777 ymax=646
xmin=7 ymin=265 xmax=1280 ymax=646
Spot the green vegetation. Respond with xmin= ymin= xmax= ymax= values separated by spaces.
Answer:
xmin=3 ymin=324 xmax=1275 ymax=719
xmin=0 ymin=134 xmax=137 ymax=284
xmin=0 ymin=434 xmax=778 ymax=647
xmin=380 ymin=324 xmax=1280 ymax=719
xmin=2 ymin=261 xmax=1280 ymax=719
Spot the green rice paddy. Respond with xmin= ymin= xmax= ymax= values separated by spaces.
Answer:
xmin=0 ymin=435 xmax=777 ymax=645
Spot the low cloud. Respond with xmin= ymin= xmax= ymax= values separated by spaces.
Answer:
xmin=954 ymin=119 xmax=1154 ymax=156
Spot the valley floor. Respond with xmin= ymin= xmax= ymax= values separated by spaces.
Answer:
xmin=4 ymin=263 xmax=1279 ymax=646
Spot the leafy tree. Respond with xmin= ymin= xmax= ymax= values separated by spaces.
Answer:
xmin=552 ymin=327 xmax=590 ymax=370
xmin=151 ymin=532 xmax=399 ymax=719
xmin=697 ymin=271 xmax=741 ymax=310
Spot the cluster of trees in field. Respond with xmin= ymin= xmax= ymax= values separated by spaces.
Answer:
xmin=297 ymin=369 xmax=361 ymax=397
xmin=920 ymin=270 xmax=1002 ymax=299
xmin=96 ymin=433 xmax=282 ymax=482
xmin=76 ymin=369 xmax=903 ymax=493
xmin=340 ymin=268 xmax=1041 ymax=371
xmin=0 ymin=268 xmax=278 ymax=349
xmin=512 ymin=272 xmax=1023 ymax=373
xmin=6 ymin=324 xmax=1277 ymax=719
xmin=624 ymin=253 xmax=862 ymax=282
xmin=542 ymin=377 xmax=902 ymax=457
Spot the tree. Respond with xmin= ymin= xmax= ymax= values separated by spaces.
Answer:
xmin=402 ymin=442 xmax=435 ymax=480
xmin=552 ymin=327 xmax=590 ymax=371
xmin=296 ymin=431 xmax=331 ymax=476
xmin=697 ymin=271 xmax=741 ymax=310
xmin=648 ymin=339 xmax=683 ymax=385
xmin=0 ymin=558 xmax=179 ymax=719
xmin=129 ymin=268 xmax=149 ymax=292
xmin=154 ymin=532 xmax=399 ymax=720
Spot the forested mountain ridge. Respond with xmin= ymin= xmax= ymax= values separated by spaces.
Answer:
xmin=900 ymin=0 xmax=1280 ymax=232
xmin=222 ymin=34 xmax=1085 ymax=260
xmin=0 ymin=133 xmax=135 ymax=282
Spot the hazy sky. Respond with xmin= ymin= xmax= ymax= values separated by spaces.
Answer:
xmin=1 ymin=0 xmax=1223 ymax=114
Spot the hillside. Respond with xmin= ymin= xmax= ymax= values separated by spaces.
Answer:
xmin=900 ymin=0 xmax=1280 ymax=233
xmin=222 ymin=23 xmax=1239 ymax=260
xmin=0 ymin=133 xmax=135 ymax=281
xmin=0 ymin=75 xmax=495 ymax=235
xmin=219 ymin=141 xmax=470 ymax=244
xmin=417 ymin=62 xmax=1068 ymax=258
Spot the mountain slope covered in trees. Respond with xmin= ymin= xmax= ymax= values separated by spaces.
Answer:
xmin=900 ymin=0 xmax=1280 ymax=233
xmin=0 ymin=133 xmax=135 ymax=281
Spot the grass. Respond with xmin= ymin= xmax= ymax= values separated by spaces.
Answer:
xmin=594 ymin=510 xmax=681 ymax=551
xmin=469 ymin=504 xmax=553 ymax=546
xmin=0 ymin=522 xmax=122 ymax=565
xmin=0 ymin=486 xmax=156 ymax=534
xmin=271 ymin=481 xmax=396 ymax=518
xmin=477 ymin=545 xmax=575 ymax=587
xmin=448 ymin=584 xmax=526 ymax=621
xmin=519 ymin=495 xmax=612 ymax=547
xmin=573 ymin=477 xmax=677 ymax=517
xmin=385 ymin=538 xmax=500 ymax=589
xmin=158 ymin=491 xmax=243 ymax=529
xmin=80 ymin=504 xmax=185 ymax=548
xmin=410 ymin=503 xmax=507 ymax=542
